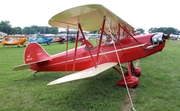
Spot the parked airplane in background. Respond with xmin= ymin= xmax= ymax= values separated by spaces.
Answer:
xmin=29 ymin=36 xmax=53 ymax=45
xmin=51 ymin=37 xmax=65 ymax=44
xmin=1 ymin=35 xmax=27 ymax=47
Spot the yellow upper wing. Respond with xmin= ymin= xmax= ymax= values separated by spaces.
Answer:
xmin=48 ymin=4 xmax=134 ymax=34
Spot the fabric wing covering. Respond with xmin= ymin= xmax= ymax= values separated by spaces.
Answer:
xmin=48 ymin=4 xmax=135 ymax=34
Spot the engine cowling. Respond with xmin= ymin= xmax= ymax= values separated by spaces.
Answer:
xmin=146 ymin=33 xmax=170 ymax=50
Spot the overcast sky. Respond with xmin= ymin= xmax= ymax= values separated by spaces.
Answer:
xmin=1 ymin=0 xmax=179 ymax=32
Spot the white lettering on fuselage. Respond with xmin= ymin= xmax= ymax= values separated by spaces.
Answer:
xmin=37 ymin=53 xmax=42 ymax=55
xmin=26 ymin=55 xmax=33 ymax=61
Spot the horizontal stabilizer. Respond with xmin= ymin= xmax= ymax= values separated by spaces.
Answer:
xmin=47 ymin=62 xmax=117 ymax=85
xmin=13 ymin=64 xmax=32 ymax=71
xmin=13 ymin=59 xmax=49 ymax=71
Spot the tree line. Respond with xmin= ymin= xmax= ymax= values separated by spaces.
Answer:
xmin=1 ymin=20 xmax=180 ymax=35
xmin=0 ymin=20 xmax=58 ymax=35
xmin=136 ymin=27 xmax=180 ymax=35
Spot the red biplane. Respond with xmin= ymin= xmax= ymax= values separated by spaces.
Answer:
xmin=52 ymin=37 xmax=65 ymax=44
xmin=13 ymin=4 xmax=169 ymax=88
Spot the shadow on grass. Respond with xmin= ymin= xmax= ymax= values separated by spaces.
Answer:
xmin=20 ymin=69 xmax=128 ymax=111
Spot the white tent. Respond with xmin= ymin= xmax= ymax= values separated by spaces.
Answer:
xmin=0 ymin=31 xmax=7 ymax=42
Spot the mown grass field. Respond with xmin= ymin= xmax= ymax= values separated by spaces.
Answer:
xmin=0 ymin=40 xmax=180 ymax=111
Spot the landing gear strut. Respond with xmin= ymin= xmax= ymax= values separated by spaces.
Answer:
xmin=32 ymin=71 xmax=38 ymax=77
xmin=27 ymin=71 xmax=38 ymax=77
xmin=113 ymin=61 xmax=141 ymax=88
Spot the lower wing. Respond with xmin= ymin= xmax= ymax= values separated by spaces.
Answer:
xmin=47 ymin=62 xmax=118 ymax=85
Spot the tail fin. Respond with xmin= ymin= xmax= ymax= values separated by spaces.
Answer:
xmin=24 ymin=42 xmax=50 ymax=64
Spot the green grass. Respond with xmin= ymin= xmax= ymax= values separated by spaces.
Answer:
xmin=0 ymin=40 xmax=180 ymax=111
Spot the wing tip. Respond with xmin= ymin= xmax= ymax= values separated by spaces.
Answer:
xmin=47 ymin=83 xmax=53 ymax=86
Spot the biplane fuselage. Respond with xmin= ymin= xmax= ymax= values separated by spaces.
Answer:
xmin=27 ymin=33 xmax=165 ymax=72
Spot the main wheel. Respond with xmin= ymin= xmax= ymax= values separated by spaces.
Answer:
xmin=134 ymin=67 xmax=141 ymax=77
xmin=116 ymin=76 xmax=139 ymax=88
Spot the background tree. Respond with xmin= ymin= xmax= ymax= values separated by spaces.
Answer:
xmin=89 ymin=30 xmax=99 ymax=34
xmin=48 ymin=27 xmax=58 ymax=34
xmin=29 ymin=25 xmax=58 ymax=34
xmin=136 ymin=28 xmax=145 ymax=34
xmin=22 ymin=27 xmax=36 ymax=34
xmin=1 ymin=20 xmax=179 ymax=35
xmin=0 ymin=20 xmax=12 ymax=35
xmin=11 ymin=27 xmax=22 ymax=34
xmin=148 ymin=27 xmax=158 ymax=33
xmin=148 ymin=27 xmax=179 ymax=34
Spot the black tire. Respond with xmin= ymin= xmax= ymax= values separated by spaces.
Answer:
xmin=130 ymin=84 xmax=138 ymax=89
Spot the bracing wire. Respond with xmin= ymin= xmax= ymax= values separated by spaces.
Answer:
xmin=105 ymin=16 xmax=136 ymax=111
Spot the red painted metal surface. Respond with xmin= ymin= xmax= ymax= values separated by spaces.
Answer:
xmin=24 ymin=33 xmax=166 ymax=72
xmin=24 ymin=43 xmax=50 ymax=64
xmin=116 ymin=76 xmax=139 ymax=87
